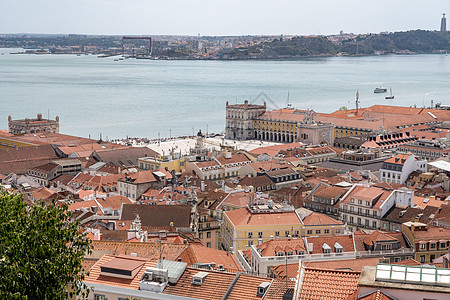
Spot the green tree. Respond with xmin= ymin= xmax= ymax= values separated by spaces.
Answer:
xmin=0 ymin=191 xmax=92 ymax=299
xmin=338 ymin=106 xmax=348 ymax=111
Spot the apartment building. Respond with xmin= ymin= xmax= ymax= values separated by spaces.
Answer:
xmin=339 ymin=184 xmax=414 ymax=231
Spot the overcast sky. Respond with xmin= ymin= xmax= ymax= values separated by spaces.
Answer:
xmin=1 ymin=0 xmax=449 ymax=36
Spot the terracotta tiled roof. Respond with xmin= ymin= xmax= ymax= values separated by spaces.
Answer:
xmin=249 ymin=142 xmax=305 ymax=158
xmin=310 ymin=185 xmax=346 ymax=200
xmin=218 ymin=191 xmax=253 ymax=209
xmin=97 ymin=195 xmax=132 ymax=211
xmin=264 ymin=279 xmax=296 ymax=300
xmin=93 ymin=147 xmax=159 ymax=167
xmin=120 ymin=204 xmax=192 ymax=228
xmin=353 ymin=231 xmax=409 ymax=252
xmin=306 ymin=235 xmax=355 ymax=254
xmin=0 ymin=130 xmax=95 ymax=146
xmin=30 ymin=186 xmax=58 ymax=200
xmin=257 ymin=239 xmax=306 ymax=257
xmin=0 ymin=144 xmax=61 ymax=174
xmin=431 ymin=203 xmax=450 ymax=223
xmin=186 ymin=244 xmax=242 ymax=271
xmin=362 ymin=231 xmax=397 ymax=246
xmin=259 ymin=109 xmax=306 ymax=122
xmin=91 ymin=241 xmax=188 ymax=261
xmin=383 ymin=154 xmax=412 ymax=165
xmin=392 ymin=258 xmax=421 ymax=266
xmin=303 ymin=257 xmax=380 ymax=272
xmin=163 ymin=267 xmax=237 ymax=299
xmin=68 ymin=199 xmax=99 ymax=212
xmin=269 ymin=263 xmax=300 ymax=280
xmin=411 ymin=224 xmax=450 ymax=241
xmin=298 ymin=268 xmax=360 ymax=300
xmin=226 ymin=274 xmax=272 ymax=300
xmin=239 ymin=175 xmax=274 ymax=188
xmin=84 ymin=254 xmax=156 ymax=290
xmin=301 ymin=212 xmax=344 ymax=226
xmin=225 ymin=208 xmax=302 ymax=227
xmin=215 ymin=153 xmax=252 ymax=165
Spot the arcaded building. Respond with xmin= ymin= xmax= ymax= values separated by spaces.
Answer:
xmin=225 ymin=100 xmax=266 ymax=140
xmin=225 ymin=101 xmax=334 ymax=145
xmin=8 ymin=114 xmax=59 ymax=135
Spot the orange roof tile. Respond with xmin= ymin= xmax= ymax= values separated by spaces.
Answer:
xmin=97 ymin=195 xmax=132 ymax=210
xmin=302 ymin=212 xmax=344 ymax=226
xmin=91 ymin=240 xmax=188 ymax=261
xmin=249 ymin=142 xmax=305 ymax=158
xmin=257 ymin=239 xmax=306 ymax=257
xmin=225 ymin=208 xmax=302 ymax=227
xmin=84 ymin=254 xmax=156 ymax=290
xmin=298 ymin=268 xmax=360 ymax=300
xmin=226 ymin=274 xmax=272 ymax=300
xmin=306 ymin=235 xmax=355 ymax=254
xmin=303 ymin=257 xmax=380 ymax=272
xmin=163 ymin=267 xmax=237 ymax=299
xmin=187 ymin=244 xmax=242 ymax=272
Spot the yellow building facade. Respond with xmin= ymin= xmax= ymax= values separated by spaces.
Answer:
xmin=138 ymin=156 xmax=185 ymax=173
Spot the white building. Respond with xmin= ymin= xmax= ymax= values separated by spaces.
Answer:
xmin=380 ymin=153 xmax=427 ymax=184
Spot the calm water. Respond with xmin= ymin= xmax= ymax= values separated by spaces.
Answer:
xmin=1 ymin=48 xmax=449 ymax=139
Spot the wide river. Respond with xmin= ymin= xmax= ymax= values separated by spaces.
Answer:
xmin=1 ymin=48 xmax=449 ymax=139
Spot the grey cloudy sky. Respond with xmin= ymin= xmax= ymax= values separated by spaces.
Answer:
xmin=1 ymin=0 xmax=449 ymax=36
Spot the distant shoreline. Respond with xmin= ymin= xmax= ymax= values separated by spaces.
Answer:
xmin=5 ymin=48 xmax=444 ymax=61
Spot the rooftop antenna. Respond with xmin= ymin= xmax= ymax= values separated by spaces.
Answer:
xmin=355 ymin=90 xmax=360 ymax=115
xmin=47 ymin=109 xmax=49 ymax=120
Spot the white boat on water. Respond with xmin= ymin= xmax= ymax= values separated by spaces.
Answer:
xmin=385 ymin=87 xmax=395 ymax=99
xmin=374 ymin=87 xmax=387 ymax=93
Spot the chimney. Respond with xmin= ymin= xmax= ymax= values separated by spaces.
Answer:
xmin=201 ymin=181 xmax=206 ymax=192
xmin=443 ymin=256 xmax=449 ymax=268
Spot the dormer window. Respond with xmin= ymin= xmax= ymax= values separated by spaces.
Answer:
xmin=334 ymin=242 xmax=343 ymax=253
xmin=322 ymin=243 xmax=331 ymax=254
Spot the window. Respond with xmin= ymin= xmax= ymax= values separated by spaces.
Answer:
xmin=258 ymin=232 xmax=263 ymax=238
xmin=335 ymin=229 xmax=340 ymax=234
xmin=285 ymin=231 xmax=290 ymax=237
xmin=294 ymin=230 xmax=300 ymax=237
xmin=324 ymin=229 xmax=329 ymax=234
xmin=440 ymin=242 xmax=447 ymax=249
xmin=94 ymin=295 xmax=106 ymax=300
xmin=358 ymin=200 xmax=362 ymax=205
xmin=420 ymin=243 xmax=426 ymax=250
xmin=381 ymin=244 xmax=392 ymax=250
xmin=430 ymin=243 xmax=436 ymax=249
xmin=248 ymin=240 xmax=253 ymax=246
xmin=206 ymin=232 xmax=211 ymax=238
xmin=394 ymin=257 xmax=401 ymax=262
xmin=372 ymin=221 xmax=377 ymax=229
xmin=430 ymin=254 xmax=436 ymax=262
xmin=199 ymin=232 xmax=203 ymax=239
xmin=206 ymin=242 xmax=211 ymax=248
xmin=275 ymin=231 xmax=280 ymax=237
xmin=419 ymin=255 xmax=425 ymax=263
xmin=315 ymin=230 xmax=321 ymax=234
xmin=307 ymin=230 xmax=312 ymax=235
xmin=248 ymin=232 xmax=253 ymax=238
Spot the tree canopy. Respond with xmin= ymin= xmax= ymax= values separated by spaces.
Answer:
xmin=0 ymin=191 xmax=92 ymax=299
